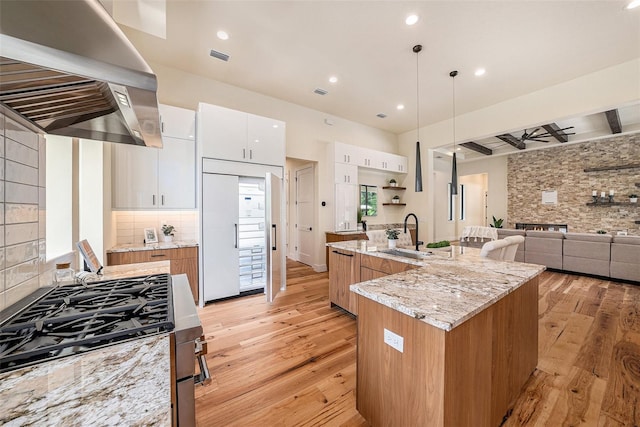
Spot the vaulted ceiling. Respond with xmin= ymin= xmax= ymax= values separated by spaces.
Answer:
xmin=113 ymin=1 xmax=640 ymax=155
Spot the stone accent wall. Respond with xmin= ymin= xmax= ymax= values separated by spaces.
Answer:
xmin=507 ymin=133 xmax=640 ymax=235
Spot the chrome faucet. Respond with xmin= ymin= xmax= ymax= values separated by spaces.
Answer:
xmin=404 ymin=213 xmax=423 ymax=251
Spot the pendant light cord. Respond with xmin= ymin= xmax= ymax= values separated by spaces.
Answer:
xmin=451 ymin=70 xmax=457 ymax=151
xmin=416 ymin=48 xmax=420 ymax=142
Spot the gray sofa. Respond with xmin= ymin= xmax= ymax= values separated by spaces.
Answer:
xmin=610 ymin=235 xmax=640 ymax=282
xmin=495 ymin=229 xmax=639 ymax=283
xmin=563 ymin=233 xmax=612 ymax=277
xmin=524 ymin=230 xmax=565 ymax=270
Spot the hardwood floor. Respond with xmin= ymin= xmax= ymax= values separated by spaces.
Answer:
xmin=195 ymin=260 xmax=640 ymax=426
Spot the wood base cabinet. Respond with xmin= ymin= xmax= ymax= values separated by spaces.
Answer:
xmin=356 ymin=276 xmax=539 ymax=427
xmin=325 ymin=232 xmax=367 ymax=270
xmin=107 ymin=247 xmax=199 ymax=303
xmin=328 ymin=248 xmax=360 ymax=315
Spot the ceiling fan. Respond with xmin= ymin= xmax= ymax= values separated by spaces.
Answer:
xmin=520 ymin=126 xmax=575 ymax=143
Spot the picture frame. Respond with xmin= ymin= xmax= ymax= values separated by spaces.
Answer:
xmin=144 ymin=228 xmax=158 ymax=244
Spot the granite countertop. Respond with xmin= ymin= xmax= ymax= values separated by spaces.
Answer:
xmin=329 ymin=240 xmax=546 ymax=331
xmin=93 ymin=260 xmax=171 ymax=281
xmin=107 ymin=240 xmax=199 ymax=253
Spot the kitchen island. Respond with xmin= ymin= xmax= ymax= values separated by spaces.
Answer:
xmin=328 ymin=241 xmax=545 ymax=427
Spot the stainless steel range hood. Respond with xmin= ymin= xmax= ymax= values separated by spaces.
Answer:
xmin=0 ymin=0 xmax=162 ymax=147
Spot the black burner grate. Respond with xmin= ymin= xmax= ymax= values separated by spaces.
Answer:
xmin=0 ymin=273 xmax=174 ymax=373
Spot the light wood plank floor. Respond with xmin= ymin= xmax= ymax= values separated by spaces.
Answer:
xmin=195 ymin=260 xmax=640 ymax=426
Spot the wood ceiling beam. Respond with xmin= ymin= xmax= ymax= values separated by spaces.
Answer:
xmin=496 ymin=133 xmax=526 ymax=150
xmin=542 ymin=123 xmax=569 ymax=143
xmin=604 ymin=109 xmax=622 ymax=134
xmin=460 ymin=141 xmax=492 ymax=156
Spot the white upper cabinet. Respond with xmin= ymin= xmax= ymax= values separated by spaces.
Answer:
xmin=113 ymin=105 xmax=196 ymax=210
xmin=198 ymin=103 xmax=285 ymax=166
xmin=159 ymin=104 xmax=196 ymax=140
xmin=113 ymin=144 xmax=159 ymax=209
xmin=247 ymin=113 xmax=285 ymax=166
xmin=333 ymin=141 xmax=407 ymax=173
xmin=334 ymin=142 xmax=358 ymax=165
xmin=158 ymin=137 xmax=196 ymax=208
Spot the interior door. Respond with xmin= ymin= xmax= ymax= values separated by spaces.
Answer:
xmin=202 ymin=173 xmax=240 ymax=301
xmin=265 ymin=173 xmax=284 ymax=302
xmin=296 ymin=165 xmax=314 ymax=266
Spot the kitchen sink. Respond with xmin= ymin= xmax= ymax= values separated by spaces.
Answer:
xmin=379 ymin=248 xmax=431 ymax=260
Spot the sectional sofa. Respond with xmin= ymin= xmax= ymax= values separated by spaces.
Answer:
xmin=497 ymin=229 xmax=639 ymax=283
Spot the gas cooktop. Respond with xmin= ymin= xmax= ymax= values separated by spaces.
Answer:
xmin=0 ymin=274 xmax=174 ymax=373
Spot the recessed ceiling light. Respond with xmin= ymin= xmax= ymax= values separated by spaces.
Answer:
xmin=474 ymin=68 xmax=486 ymax=77
xmin=329 ymin=76 xmax=338 ymax=83
xmin=405 ymin=14 xmax=419 ymax=25
xmin=272 ymin=124 xmax=279 ymax=129
xmin=217 ymin=30 xmax=229 ymax=40
xmin=397 ymin=104 xmax=405 ymax=110
xmin=626 ymin=0 xmax=640 ymax=9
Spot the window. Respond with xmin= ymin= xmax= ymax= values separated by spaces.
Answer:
xmin=360 ymin=185 xmax=377 ymax=217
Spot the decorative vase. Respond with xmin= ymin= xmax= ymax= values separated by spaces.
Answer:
xmin=390 ymin=182 xmax=397 ymax=187
xmin=392 ymin=199 xmax=400 ymax=204
xmin=631 ymin=198 xmax=638 ymax=203
xmin=388 ymin=239 xmax=397 ymax=249
xmin=163 ymin=235 xmax=173 ymax=243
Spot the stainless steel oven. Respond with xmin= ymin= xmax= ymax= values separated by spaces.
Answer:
xmin=170 ymin=274 xmax=211 ymax=426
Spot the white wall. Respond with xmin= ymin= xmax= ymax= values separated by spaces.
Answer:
xmin=149 ymin=62 xmax=399 ymax=269
xmin=79 ymin=139 xmax=104 ymax=265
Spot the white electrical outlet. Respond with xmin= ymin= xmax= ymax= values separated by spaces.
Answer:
xmin=383 ymin=328 xmax=404 ymax=353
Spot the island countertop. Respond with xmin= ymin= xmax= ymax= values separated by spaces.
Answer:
xmin=329 ymin=240 xmax=545 ymax=331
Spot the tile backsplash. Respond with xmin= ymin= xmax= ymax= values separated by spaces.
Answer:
xmin=114 ymin=210 xmax=199 ymax=245
xmin=0 ymin=112 xmax=48 ymax=311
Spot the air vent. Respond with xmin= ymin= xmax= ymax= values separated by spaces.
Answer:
xmin=313 ymin=88 xmax=328 ymax=96
xmin=210 ymin=49 xmax=230 ymax=62
xmin=376 ymin=113 xmax=387 ymax=118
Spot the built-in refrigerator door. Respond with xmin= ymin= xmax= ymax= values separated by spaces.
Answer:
xmin=265 ymin=173 xmax=285 ymax=303
xmin=202 ymin=173 xmax=240 ymax=301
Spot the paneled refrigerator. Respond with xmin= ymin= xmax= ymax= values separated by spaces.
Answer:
xmin=202 ymin=166 xmax=284 ymax=303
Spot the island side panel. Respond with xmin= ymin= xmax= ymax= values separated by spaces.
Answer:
xmin=490 ymin=276 xmax=539 ymax=425
xmin=443 ymin=307 xmax=493 ymax=426
xmin=356 ymin=295 xmax=446 ymax=427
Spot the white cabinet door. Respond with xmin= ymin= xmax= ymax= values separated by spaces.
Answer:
xmin=335 ymin=142 xmax=358 ymax=164
xmin=334 ymin=163 xmax=358 ymax=184
xmin=202 ymin=173 xmax=240 ymax=301
xmin=247 ymin=114 xmax=285 ymax=166
xmin=335 ymin=183 xmax=358 ymax=231
xmin=159 ymin=104 xmax=195 ymax=140
xmin=112 ymin=143 xmax=159 ymax=209
xmin=374 ymin=151 xmax=392 ymax=171
xmin=158 ymin=137 xmax=196 ymax=209
xmin=198 ymin=103 xmax=248 ymax=161
xmin=390 ymin=154 xmax=408 ymax=173
xmin=355 ymin=147 xmax=376 ymax=168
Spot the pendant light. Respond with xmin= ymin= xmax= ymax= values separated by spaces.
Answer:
xmin=450 ymin=70 xmax=458 ymax=195
xmin=414 ymin=44 xmax=423 ymax=192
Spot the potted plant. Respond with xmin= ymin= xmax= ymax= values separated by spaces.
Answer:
xmin=389 ymin=178 xmax=397 ymax=187
xmin=386 ymin=228 xmax=400 ymax=249
xmin=392 ymin=195 xmax=400 ymax=204
xmin=630 ymin=194 xmax=638 ymax=203
xmin=161 ymin=224 xmax=176 ymax=242
xmin=490 ymin=216 xmax=504 ymax=228
xmin=596 ymin=230 xmax=607 ymax=234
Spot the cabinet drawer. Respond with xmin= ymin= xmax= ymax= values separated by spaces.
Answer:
xmin=107 ymin=247 xmax=198 ymax=265
xmin=360 ymin=254 xmax=418 ymax=275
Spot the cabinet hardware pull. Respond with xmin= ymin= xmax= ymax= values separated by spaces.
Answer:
xmin=161 ymin=195 xmax=165 ymax=205
xmin=243 ymin=148 xmax=246 ymax=158
xmin=272 ymin=224 xmax=277 ymax=250
xmin=234 ymin=224 xmax=238 ymax=248
xmin=151 ymin=254 xmax=166 ymax=257
xmin=332 ymin=250 xmax=354 ymax=257
xmin=161 ymin=122 xmax=164 ymax=133
xmin=153 ymin=195 xmax=156 ymax=205
xmin=249 ymin=149 xmax=253 ymax=159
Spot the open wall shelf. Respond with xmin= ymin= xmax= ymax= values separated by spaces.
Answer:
xmin=586 ymin=202 xmax=639 ymax=206
xmin=382 ymin=186 xmax=406 ymax=190
xmin=583 ymin=164 xmax=640 ymax=172
xmin=382 ymin=203 xmax=406 ymax=206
